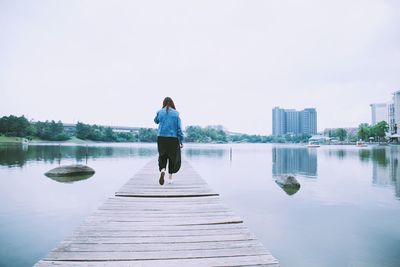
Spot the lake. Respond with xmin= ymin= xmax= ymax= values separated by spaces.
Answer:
xmin=0 ymin=143 xmax=399 ymax=267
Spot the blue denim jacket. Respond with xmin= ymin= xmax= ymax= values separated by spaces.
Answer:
xmin=154 ymin=107 xmax=184 ymax=143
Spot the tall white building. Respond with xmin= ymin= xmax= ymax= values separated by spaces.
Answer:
xmin=393 ymin=91 xmax=400 ymax=135
xmin=381 ymin=90 xmax=400 ymax=136
xmin=370 ymin=103 xmax=389 ymax=125
xmin=389 ymin=102 xmax=396 ymax=135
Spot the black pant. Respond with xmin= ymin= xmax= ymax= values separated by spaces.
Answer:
xmin=157 ymin=136 xmax=181 ymax=174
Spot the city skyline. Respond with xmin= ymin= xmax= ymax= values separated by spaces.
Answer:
xmin=1 ymin=1 xmax=399 ymax=135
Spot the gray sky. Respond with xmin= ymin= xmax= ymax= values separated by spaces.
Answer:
xmin=1 ymin=0 xmax=399 ymax=134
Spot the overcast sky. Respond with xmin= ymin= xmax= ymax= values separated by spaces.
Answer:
xmin=1 ymin=0 xmax=399 ymax=134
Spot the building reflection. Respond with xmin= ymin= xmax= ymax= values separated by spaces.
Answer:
xmin=185 ymin=148 xmax=225 ymax=159
xmin=272 ymin=147 xmax=318 ymax=178
xmin=372 ymin=148 xmax=400 ymax=198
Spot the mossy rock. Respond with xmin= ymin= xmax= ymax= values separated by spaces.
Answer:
xmin=275 ymin=175 xmax=301 ymax=196
xmin=45 ymin=164 xmax=95 ymax=177
xmin=47 ymin=173 xmax=94 ymax=183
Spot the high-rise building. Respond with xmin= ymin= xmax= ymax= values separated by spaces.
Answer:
xmin=371 ymin=90 xmax=400 ymax=138
xmin=389 ymin=102 xmax=396 ymax=135
xmin=370 ymin=103 xmax=389 ymax=125
xmin=393 ymin=91 xmax=400 ymax=135
xmin=285 ymin=109 xmax=300 ymax=135
xmin=272 ymin=107 xmax=317 ymax=136
xmin=272 ymin=107 xmax=286 ymax=136
xmin=299 ymin=108 xmax=317 ymax=135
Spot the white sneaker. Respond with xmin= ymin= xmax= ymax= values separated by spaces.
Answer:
xmin=168 ymin=174 xmax=173 ymax=184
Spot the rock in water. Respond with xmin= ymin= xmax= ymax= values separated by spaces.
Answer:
xmin=275 ymin=176 xmax=301 ymax=196
xmin=45 ymin=165 xmax=95 ymax=177
xmin=47 ymin=173 xmax=94 ymax=183
xmin=276 ymin=175 xmax=300 ymax=187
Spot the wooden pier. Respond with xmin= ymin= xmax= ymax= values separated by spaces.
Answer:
xmin=35 ymin=160 xmax=279 ymax=266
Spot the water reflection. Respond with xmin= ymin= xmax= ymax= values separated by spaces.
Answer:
xmin=372 ymin=148 xmax=400 ymax=198
xmin=359 ymin=148 xmax=390 ymax=167
xmin=275 ymin=180 xmax=301 ymax=196
xmin=185 ymin=147 xmax=225 ymax=158
xmin=45 ymin=173 xmax=95 ymax=184
xmin=325 ymin=146 xmax=400 ymax=199
xmin=272 ymin=147 xmax=318 ymax=178
xmin=0 ymin=144 xmax=157 ymax=168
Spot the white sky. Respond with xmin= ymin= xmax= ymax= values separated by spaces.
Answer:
xmin=1 ymin=0 xmax=399 ymax=134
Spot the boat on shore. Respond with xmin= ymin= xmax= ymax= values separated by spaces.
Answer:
xmin=307 ymin=141 xmax=320 ymax=148
xmin=356 ymin=141 xmax=368 ymax=147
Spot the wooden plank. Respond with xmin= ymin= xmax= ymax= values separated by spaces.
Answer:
xmin=104 ymin=195 xmax=222 ymax=203
xmin=77 ymin=223 xmax=246 ymax=231
xmin=75 ymin=223 xmax=247 ymax=232
xmin=80 ymin=217 xmax=244 ymax=226
xmin=70 ymin=229 xmax=252 ymax=239
xmin=44 ymin=246 xmax=270 ymax=261
xmin=54 ymin=240 xmax=264 ymax=252
xmin=34 ymin=159 xmax=279 ymax=267
xmin=36 ymin=254 xmax=279 ymax=267
xmin=64 ymin=233 xmax=255 ymax=244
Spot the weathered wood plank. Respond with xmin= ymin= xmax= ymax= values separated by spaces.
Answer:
xmin=75 ymin=222 xmax=247 ymax=231
xmin=44 ymin=246 xmax=270 ymax=261
xmin=54 ymin=240 xmax=264 ymax=252
xmin=64 ymin=233 xmax=255 ymax=244
xmin=36 ymin=254 xmax=279 ymax=267
xmin=72 ymin=227 xmax=250 ymax=237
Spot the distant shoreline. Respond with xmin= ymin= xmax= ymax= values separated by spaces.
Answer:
xmin=0 ymin=136 xmax=389 ymax=146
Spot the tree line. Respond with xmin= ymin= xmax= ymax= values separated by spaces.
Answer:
xmin=326 ymin=121 xmax=389 ymax=142
xmin=0 ymin=115 xmax=391 ymax=143
xmin=357 ymin=121 xmax=389 ymax=142
xmin=0 ymin=115 xmax=274 ymax=143
xmin=0 ymin=115 xmax=156 ymax=142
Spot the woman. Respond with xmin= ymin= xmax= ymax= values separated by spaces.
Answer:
xmin=154 ymin=97 xmax=184 ymax=185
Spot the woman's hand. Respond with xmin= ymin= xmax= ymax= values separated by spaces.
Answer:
xmin=180 ymin=143 xmax=184 ymax=148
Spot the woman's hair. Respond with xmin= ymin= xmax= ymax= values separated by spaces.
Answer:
xmin=162 ymin=97 xmax=176 ymax=112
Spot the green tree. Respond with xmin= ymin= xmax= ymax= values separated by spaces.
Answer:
xmin=115 ymin=132 xmax=137 ymax=142
xmin=185 ymin=126 xmax=206 ymax=143
xmin=34 ymin=120 xmax=70 ymax=141
xmin=371 ymin=121 xmax=389 ymax=142
xmin=104 ymin=127 xmax=116 ymax=142
xmin=357 ymin=123 xmax=371 ymax=141
xmin=76 ymin=122 xmax=93 ymax=140
xmin=0 ymin=115 xmax=32 ymax=137
xmin=138 ymin=128 xmax=158 ymax=142
xmin=336 ymin=128 xmax=347 ymax=141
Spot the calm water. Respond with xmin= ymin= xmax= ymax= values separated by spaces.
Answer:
xmin=0 ymin=143 xmax=399 ymax=267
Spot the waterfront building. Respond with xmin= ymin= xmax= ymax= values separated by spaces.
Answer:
xmin=393 ymin=91 xmax=400 ymax=136
xmin=272 ymin=107 xmax=317 ymax=136
xmin=285 ymin=109 xmax=300 ymax=135
xmin=272 ymin=107 xmax=286 ymax=136
xmin=370 ymin=103 xmax=389 ymax=125
xmin=385 ymin=91 xmax=400 ymax=136
xmin=388 ymin=102 xmax=396 ymax=135
xmin=299 ymin=108 xmax=317 ymax=135
xmin=370 ymin=90 xmax=400 ymax=138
